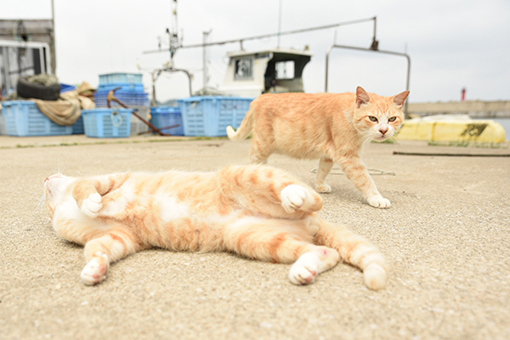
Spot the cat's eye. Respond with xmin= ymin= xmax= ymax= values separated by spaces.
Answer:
xmin=368 ymin=116 xmax=378 ymax=122
xmin=388 ymin=117 xmax=397 ymax=122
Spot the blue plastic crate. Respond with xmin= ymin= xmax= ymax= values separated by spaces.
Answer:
xmin=99 ymin=73 xmax=143 ymax=84
xmin=94 ymin=91 xmax=149 ymax=107
xmin=2 ymin=101 xmax=73 ymax=137
xmin=72 ymin=115 xmax=84 ymax=134
xmin=97 ymin=82 xmax=145 ymax=93
xmin=178 ymin=96 xmax=254 ymax=137
xmin=150 ymin=106 xmax=183 ymax=136
xmin=82 ymin=108 xmax=131 ymax=138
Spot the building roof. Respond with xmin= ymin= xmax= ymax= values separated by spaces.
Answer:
xmin=226 ymin=48 xmax=313 ymax=58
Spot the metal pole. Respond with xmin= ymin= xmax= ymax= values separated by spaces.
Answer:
xmin=373 ymin=16 xmax=377 ymax=42
xmin=50 ymin=0 xmax=56 ymax=74
xmin=277 ymin=0 xmax=282 ymax=48
xmin=202 ymin=30 xmax=211 ymax=90
xmin=324 ymin=45 xmax=334 ymax=95
xmin=143 ymin=17 xmax=377 ymax=53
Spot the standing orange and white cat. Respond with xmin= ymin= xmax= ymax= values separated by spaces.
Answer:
xmin=227 ymin=86 xmax=410 ymax=208
xmin=44 ymin=164 xmax=387 ymax=289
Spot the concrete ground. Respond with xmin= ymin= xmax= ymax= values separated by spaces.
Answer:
xmin=0 ymin=135 xmax=509 ymax=340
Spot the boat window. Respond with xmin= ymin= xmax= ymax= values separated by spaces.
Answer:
xmin=234 ymin=58 xmax=253 ymax=80
xmin=275 ymin=60 xmax=295 ymax=79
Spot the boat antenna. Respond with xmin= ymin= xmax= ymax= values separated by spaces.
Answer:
xmin=167 ymin=0 xmax=180 ymax=65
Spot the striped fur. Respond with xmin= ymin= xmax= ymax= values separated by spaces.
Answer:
xmin=45 ymin=164 xmax=387 ymax=290
xmin=227 ymin=86 xmax=410 ymax=208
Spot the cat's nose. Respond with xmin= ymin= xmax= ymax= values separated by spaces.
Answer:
xmin=379 ymin=127 xmax=389 ymax=135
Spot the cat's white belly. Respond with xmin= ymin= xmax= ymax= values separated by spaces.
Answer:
xmin=274 ymin=146 xmax=326 ymax=160
xmin=156 ymin=194 xmax=191 ymax=222
xmin=273 ymin=135 xmax=331 ymax=160
xmin=274 ymin=148 xmax=325 ymax=159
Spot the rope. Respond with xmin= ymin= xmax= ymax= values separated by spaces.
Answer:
xmin=393 ymin=151 xmax=510 ymax=157
xmin=310 ymin=168 xmax=396 ymax=176
xmin=111 ymin=111 xmax=123 ymax=127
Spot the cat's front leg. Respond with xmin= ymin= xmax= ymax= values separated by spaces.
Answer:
xmin=73 ymin=179 xmax=103 ymax=218
xmin=337 ymin=156 xmax=391 ymax=208
xmin=82 ymin=228 xmax=141 ymax=285
xmin=281 ymin=184 xmax=323 ymax=214
xmin=80 ymin=193 xmax=103 ymax=218
xmin=81 ymin=251 xmax=109 ymax=285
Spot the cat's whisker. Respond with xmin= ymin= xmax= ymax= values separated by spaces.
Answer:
xmin=35 ymin=193 xmax=47 ymax=210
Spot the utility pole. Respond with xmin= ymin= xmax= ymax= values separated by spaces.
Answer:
xmin=50 ymin=0 xmax=56 ymax=74
xmin=202 ymin=30 xmax=212 ymax=90
xmin=277 ymin=0 xmax=282 ymax=48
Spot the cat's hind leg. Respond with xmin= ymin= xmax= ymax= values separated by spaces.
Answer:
xmin=249 ymin=133 xmax=275 ymax=165
xmin=81 ymin=227 xmax=143 ymax=285
xmin=224 ymin=219 xmax=339 ymax=285
xmin=315 ymin=156 xmax=334 ymax=193
xmin=314 ymin=219 xmax=388 ymax=290
xmin=288 ymin=247 xmax=339 ymax=285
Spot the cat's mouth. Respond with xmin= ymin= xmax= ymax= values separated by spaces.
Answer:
xmin=374 ymin=134 xmax=390 ymax=142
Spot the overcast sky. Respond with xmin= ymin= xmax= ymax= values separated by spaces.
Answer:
xmin=2 ymin=0 xmax=509 ymax=103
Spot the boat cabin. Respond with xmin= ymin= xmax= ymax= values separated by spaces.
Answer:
xmin=219 ymin=48 xmax=312 ymax=97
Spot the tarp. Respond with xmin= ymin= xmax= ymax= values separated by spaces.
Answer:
xmin=32 ymin=82 xmax=96 ymax=126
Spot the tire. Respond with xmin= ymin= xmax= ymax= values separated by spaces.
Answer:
xmin=17 ymin=77 xmax=61 ymax=101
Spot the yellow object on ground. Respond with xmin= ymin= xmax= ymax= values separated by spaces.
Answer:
xmin=397 ymin=117 xmax=506 ymax=143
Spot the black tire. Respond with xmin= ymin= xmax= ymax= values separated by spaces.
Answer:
xmin=17 ymin=77 xmax=61 ymax=101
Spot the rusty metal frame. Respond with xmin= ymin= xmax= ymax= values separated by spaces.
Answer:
xmin=151 ymin=68 xmax=193 ymax=106
xmin=325 ymin=44 xmax=411 ymax=115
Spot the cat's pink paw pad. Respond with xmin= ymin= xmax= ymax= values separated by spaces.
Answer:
xmin=281 ymin=185 xmax=314 ymax=213
xmin=367 ymin=195 xmax=391 ymax=209
xmin=81 ymin=253 xmax=109 ymax=285
xmin=289 ymin=252 xmax=320 ymax=285
xmin=81 ymin=193 xmax=103 ymax=217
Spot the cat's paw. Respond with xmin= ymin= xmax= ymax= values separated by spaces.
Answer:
xmin=81 ymin=252 xmax=109 ymax=285
xmin=289 ymin=252 xmax=319 ymax=285
xmin=315 ymin=182 xmax=332 ymax=193
xmin=81 ymin=193 xmax=103 ymax=217
xmin=289 ymin=248 xmax=339 ymax=285
xmin=367 ymin=195 xmax=391 ymax=209
xmin=281 ymin=185 xmax=315 ymax=213
xmin=364 ymin=263 xmax=388 ymax=290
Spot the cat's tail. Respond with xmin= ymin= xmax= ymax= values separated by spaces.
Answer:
xmin=314 ymin=220 xmax=388 ymax=290
xmin=226 ymin=109 xmax=254 ymax=141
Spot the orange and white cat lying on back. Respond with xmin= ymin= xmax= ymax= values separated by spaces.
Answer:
xmin=227 ymin=87 xmax=410 ymax=208
xmin=45 ymin=164 xmax=387 ymax=290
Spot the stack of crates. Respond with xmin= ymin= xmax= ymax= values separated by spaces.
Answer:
xmin=92 ymin=72 xmax=150 ymax=136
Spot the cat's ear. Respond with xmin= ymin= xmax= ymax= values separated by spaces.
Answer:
xmin=356 ymin=86 xmax=371 ymax=108
xmin=393 ymin=90 xmax=410 ymax=108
